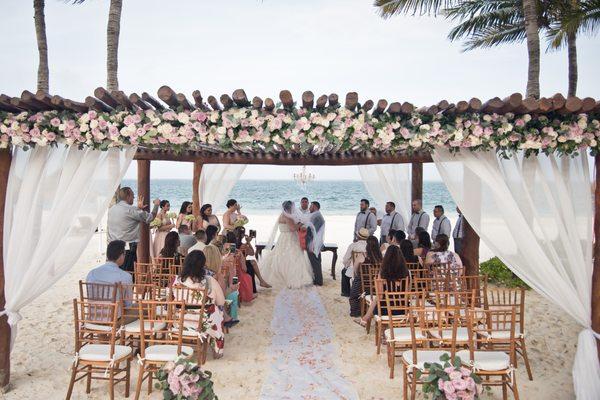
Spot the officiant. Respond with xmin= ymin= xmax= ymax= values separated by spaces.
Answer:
xmin=305 ymin=201 xmax=325 ymax=286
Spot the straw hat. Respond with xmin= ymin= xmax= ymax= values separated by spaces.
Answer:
xmin=357 ymin=228 xmax=369 ymax=240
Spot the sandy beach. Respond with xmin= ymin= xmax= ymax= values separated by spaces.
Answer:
xmin=3 ymin=214 xmax=578 ymax=399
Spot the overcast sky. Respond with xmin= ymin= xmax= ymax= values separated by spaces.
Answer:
xmin=1 ymin=0 xmax=598 ymax=180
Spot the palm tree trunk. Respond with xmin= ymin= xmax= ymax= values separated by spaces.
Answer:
xmin=567 ymin=32 xmax=577 ymax=97
xmin=106 ymin=0 xmax=122 ymax=92
xmin=522 ymin=0 xmax=540 ymax=99
xmin=34 ymin=0 xmax=49 ymax=93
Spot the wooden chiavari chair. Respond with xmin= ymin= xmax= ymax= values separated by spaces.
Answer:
xmin=150 ymin=272 xmax=176 ymax=300
xmin=431 ymin=262 xmax=465 ymax=292
xmin=118 ymin=283 xmax=160 ymax=347
xmin=382 ymin=290 xmax=425 ymax=379
xmin=408 ymin=268 xmax=429 ymax=292
xmin=485 ymin=287 xmax=532 ymax=381
xmin=405 ymin=262 xmax=420 ymax=271
xmin=401 ymin=308 xmax=458 ymax=400
xmin=170 ymin=284 xmax=209 ymax=365
xmin=78 ymin=281 xmax=118 ymax=333
xmin=458 ymin=308 xmax=520 ymax=400
xmin=374 ymin=277 xmax=411 ymax=354
xmin=133 ymin=262 xmax=154 ymax=285
xmin=152 ymin=257 xmax=178 ymax=275
xmin=134 ymin=300 xmax=193 ymax=400
xmin=66 ymin=300 xmax=133 ymax=400
xmin=430 ymin=290 xmax=475 ymax=346
xmin=358 ymin=263 xmax=380 ymax=318
xmin=458 ymin=275 xmax=488 ymax=307
xmin=362 ymin=263 xmax=381 ymax=334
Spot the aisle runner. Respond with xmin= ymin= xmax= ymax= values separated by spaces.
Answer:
xmin=259 ymin=287 xmax=359 ymax=400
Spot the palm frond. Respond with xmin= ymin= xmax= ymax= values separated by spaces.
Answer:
xmin=373 ymin=0 xmax=461 ymax=17
xmin=462 ymin=24 xmax=528 ymax=50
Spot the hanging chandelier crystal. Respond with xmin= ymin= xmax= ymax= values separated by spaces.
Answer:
xmin=293 ymin=166 xmax=315 ymax=190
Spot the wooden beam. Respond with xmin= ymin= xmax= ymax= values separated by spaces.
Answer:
xmin=157 ymin=86 xmax=179 ymax=109
xmin=232 ymin=89 xmax=250 ymax=107
xmin=264 ymin=98 xmax=275 ymax=112
xmin=207 ymin=96 xmax=221 ymax=111
xmin=373 ymin=99 xmax=388 ymax=117
xmin=142 ymin=92 xmax=165 ymax=111
xmin=176 ymin=93 xmax=193 ymax=110
xmin=328 ymin=93 xmax=339 ymax=108
xmin=0 ymin=149 xmax=11 ymax=389
xmin=411 ymin=162 xmax=423 ymax=203
xmin=219 ymin=94 xmax=234 ymax=110
xmin=252 ymin=96 xmax=263 ymax=110
xmin=302 ymin=91 xmax=314 ymax=109
xmin=279 ymin=90 xmax=294 ymax=110
xmin=593 ymin=154 xmax=600 ymax=357
xmin=362 ymin=100 xmax=374 ymax=112
xmin=137 ymin=160 xmax=150 ymax=264
xmin=85 ymin=96 xmax=113 ymax=112
xmin=111 ymin=91 xmax=135 ymax=110
xmin=93 ymin=87 xmax=120 ymax=108
xmin=345 ymin=92 xmax=358 ymax=111
xmin=191 ymin=90 xmax=209 ymax=111
xmin=129 ymin=93 xmax=152 ymax=110
xmin=401 ymin=102 xmax=414 ymax=115
xmin=461 ymin=217 xmax=480 ymax=278
xmin=315 ymin=95 xmax=328 ymax=110
xmin=192 ymin=161 xmax=202 ymax=218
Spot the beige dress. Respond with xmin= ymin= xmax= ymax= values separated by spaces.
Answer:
xmin=151 ymin=213 xmax=172 ymax=258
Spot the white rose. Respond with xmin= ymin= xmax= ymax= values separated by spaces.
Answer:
xmin=419 ymin=124 xmax=431 ymax=131
xmin=79 ymin=123 xmax=89 ymax=133
xmin=500 ymin=139 xmax=509 ymax=146
xmin=216 ymin=126 xmax=226 ymax=135
xmin=90 ymin=119 xmax=99 ymax=129
xmin=483 ymin=115 xmax=492 ymax=122
xmin=523 ymin=114 xmax=532 ymax=122
xmin=454 ymin=129 xmax=464 ymax=141
xmin=12 ymin=136 xmax=23 ymax=146
xmin=177 ymin=113 xmax=190 ymax=124
xmin=209 ymin=112 xmax=219 ymax=123
xmin=578 ymin=119 xmax=587 ymax=129
xmin=79 ymin=114 xmax=90 ymax=124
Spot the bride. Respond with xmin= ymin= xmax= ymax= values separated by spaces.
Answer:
xmin=260 ymin=201 xmax=314 ymax=289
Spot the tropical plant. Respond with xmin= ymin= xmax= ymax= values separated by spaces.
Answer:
xmin=34 ymin=0 xmax=49 ymax=93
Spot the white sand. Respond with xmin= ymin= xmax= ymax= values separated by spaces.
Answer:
xmin=4 ymin=214 xmax=578 ymax=399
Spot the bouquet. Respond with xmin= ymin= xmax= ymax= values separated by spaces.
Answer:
xmin=150 ymin=218 xmax=162 ymax=229
xmin=167 ymin=211 xmax=178 ymax=219
xmin=416 ymin=354 xmax=481 ymax=400
xmin=185 ymin=214 xmax=197 ymax=223
xmin=233 ymin=215 xmax=249 ymax=228
xmin=156 ymin=357 xmax=218 ymax=400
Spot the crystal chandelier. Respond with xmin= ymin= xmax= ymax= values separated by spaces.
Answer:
xmin=293 ymin=166 xmax=315 ymax=190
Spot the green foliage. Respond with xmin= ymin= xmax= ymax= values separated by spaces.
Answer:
xmin=480 ymin=257 xmax=529 ymax=288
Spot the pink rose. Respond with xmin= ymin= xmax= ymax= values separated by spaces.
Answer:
xmin=443 ymin=380 xmax=456 ymax=394
xmin=515 ymin=119 xmax=525 ymax=127
xmin=123 ymin=115 xmax=135 ymax=126
xmin=452 ymin=378 xmax=468 ymax=391
xmin=50 ymin=118 xmax=61 ymax=127
xmin=449 ymin=370 xmax=462 ymax=381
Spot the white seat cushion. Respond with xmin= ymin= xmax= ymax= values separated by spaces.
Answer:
xmin=384 ymin=328 xmax=425 ymax=342
xmin=364 ymin=294 xmax=374 ymax=304
xmin=123 ymin=320 xmax=166 ymax=333
xmin=79 ymin=344 xmax=132 ymax=362
xmin=402 ymin=350 xmax=450 ymax=370
xmin=429 ymin=327 xmax=469 ymax=342
xmin=83 ymin=323 xmax=113 ymax=332
xmin=478 ymin=326 xmax=522 ymax=339
xmin=144 ymin=345 xmax=194 ymax=362
xmin=456 ymin=350 xmax=510 ymax=371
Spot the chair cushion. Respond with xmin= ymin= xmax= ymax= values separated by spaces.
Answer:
xmin=384 ymin=327 xmax=425 ymax=341
xmin=144 ymin=345 xmax=194 ymax=362
xmin=79 ymin=344 xmax=132 ymax=362
xmin=402 ymin=350 xmax=450 ymax=370
xmin=83 ymin=323 xmax=113 ymax=332
xmin=364 ymin=294 xmax=374 ymax=304
xmin=429 ymin=327 xmax=469 ymax=342
xmin=456 ymin=350 xmax=510 ymax=371
xmin=477 ymin=326 xmax=522 ymax=339
xmin=123 ymin=319 xmax=166 ymax=333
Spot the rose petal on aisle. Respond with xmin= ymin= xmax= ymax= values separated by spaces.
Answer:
xmin=259 ymin=287 xmax=359 ymax=400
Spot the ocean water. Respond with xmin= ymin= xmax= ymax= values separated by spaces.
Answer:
xmin=121 ymin=179 xmax=456 ymax=216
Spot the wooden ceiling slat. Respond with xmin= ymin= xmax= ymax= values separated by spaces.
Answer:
xmin=302 ymin=91 xmax=314 ymax=109
xmin=85 ymin=96 xmax=113 ymax=112
xmin=176 ymin=93 xmax=194 ymax=110
xmin=252 ymin=96 xmax=263 ymax=110
xmin=129 ymin=93 xmax=152 ymax=110
xmin=362 ymin=100 xmax=374 ymax=112
xmin=345 ymin=92 xmax=358 ymax=111
xmin=142 ymin=92 xmax=165 ymax=111
xmin=94 ymin=87 xmax=120 ymax=108
xmin=232 ymin=89 xmax=250 ymax=107
xmin=315 ymin=95 xmax=327 ymax=109
xmin=157 ymin=86 xmax=179 ymax=109
xmin=207 ymin=96 xmax=221 ymax=111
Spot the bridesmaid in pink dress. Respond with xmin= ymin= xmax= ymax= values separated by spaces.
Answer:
xmin=152 ymin=200 xmax=175 ymax=258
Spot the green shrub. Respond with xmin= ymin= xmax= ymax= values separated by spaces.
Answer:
xmin=480 ymin=257 xmax=529 ymax=288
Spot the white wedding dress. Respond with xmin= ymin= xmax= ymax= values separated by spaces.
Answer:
xmin=260 ymin=223 xmax=314 ymax=289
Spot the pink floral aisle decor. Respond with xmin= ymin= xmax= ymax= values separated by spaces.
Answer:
xmin=0 ymin=106 xmax=598 ymax=157
xmin=415 ymin=354 xmax=482 ymax=400
xmin=155 ymin=357 xmax=218 ymax=400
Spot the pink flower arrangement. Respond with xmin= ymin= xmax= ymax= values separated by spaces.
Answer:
xmin=417 ymin=354 xmax=481 ymax=400
xmin=156 ymin=357 xmax=217 ymax=400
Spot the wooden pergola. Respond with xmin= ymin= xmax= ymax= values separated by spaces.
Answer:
xmin=0 ymin=86 xmax=598 ymax=389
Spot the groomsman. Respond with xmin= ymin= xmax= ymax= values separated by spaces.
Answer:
xmin=431 ymin=205 xmax=452 ymax=241
xmin=407 ymin=199 xmax=430 ymax=239
xmin=299 ymin=197 xmax=310 ymax=214
xmin=378 ymin=201 xmax=405 ymax=245
xmin=354 ymin=199 xmax=377 ymax=241
xmin=453 ymin=207 xmax=464 ymax=254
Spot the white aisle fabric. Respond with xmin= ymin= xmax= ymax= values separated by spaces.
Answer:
xmin=432 ymin=148 xmax=600 ymax=400
xmin=0 ymin=144 xmax=136 ymax=347
xmin=357 ymin=163 xmax=411 ymax=222
xmin=259 ymin=287 xmax=359 ymax=400
xmin=198 ymin=164 xmax=246 ymax=209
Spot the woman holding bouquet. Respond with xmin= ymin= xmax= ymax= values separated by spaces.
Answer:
xmin=176 ymin=201 xmax=196 ymax=231
xmin=199 ymin=204 xmax=222 ymax=232
xmin=151 ymin=200 xmax=175 ymax=257
xmin=222 ymin=199 xmax=245 ymax=233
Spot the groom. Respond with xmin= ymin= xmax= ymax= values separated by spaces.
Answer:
xmin=305 ymin=201 xmax=325 ymax=286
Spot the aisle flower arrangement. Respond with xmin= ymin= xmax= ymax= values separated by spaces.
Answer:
xmin=155 ymin=357 xmax=218 ymax=400
xmin=415 ymin=354 xmax=482 ymax=400
xmin=1 ymin=106 xmax=598 ymax=157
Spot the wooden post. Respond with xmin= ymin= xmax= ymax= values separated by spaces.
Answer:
xmin=137 ymin=160 xmax=150 ymax=264
xmin=411 ymin=162 xmax=423 ymax=203
xmin=460 ymin=218 xmax=480 ymax=276
xmin=0 ymin=149 xmax=12 ymax=389
xmin=593 ymin=155 xmax=600 ymax=355
xmin=192 ymin=161 xmax=202 ymax=217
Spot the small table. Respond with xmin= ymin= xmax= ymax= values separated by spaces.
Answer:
xmin=255 ymin=242 xmax=339 ymax=279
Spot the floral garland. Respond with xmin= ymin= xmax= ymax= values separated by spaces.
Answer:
xmin=1 ymin=106 xmax=598 ymax=157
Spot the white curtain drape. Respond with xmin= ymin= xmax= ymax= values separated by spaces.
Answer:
xmin=0 ymin=144 xmax=136 ymax=347
xmin=432 ymin=148 xmax=599 ymax=400
xmin=357 ymin=164 xmax=411 ymax=222
xmin=199 ymin=164 xmax=246 ymax=210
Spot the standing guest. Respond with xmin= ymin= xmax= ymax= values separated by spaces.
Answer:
xmin=223 ymin=232 xmax=255 ymax=302
xmin=342 ymin=228 xmax=369 ymax=296
xmin=349 ymin=236 xmax=382 ymax=318
xmin=378 ymin=202 xmax=405 ymax=245
xmin=159 ymin=231 xmax=183 ymax=265
xmin=152 ymin=200 xmax=175 ymax=258
xmin=199 ymin=203 xmax=222 ymax=233
xmin=414 ymin=230 xmax=432 ymax=259
xmin=431 ymin=205 xmax=452 ymax=241
xmin=234 ymin=226 xmax=271 ymax=290
xmin=299 ymin=197 xmax=310 ymax=214
xmin=107 ymin=187 xmax=159 ymax=272
xmin=354 ymin=199 xmax=377 ymax=241
xmin=400 ymin=239 xmax=420 ymax=265
xmin=380 ymin=229 xmax=396 ymax=255
xmin=222 ymin=199 xmax=242 ymax=233
xmin=407 ymin=199 xmax=430 ymax=239
xmin=87 ymin=240 xmax=132 ymax=287
xmin=453 ymin=207 xmax=464 ymax=255
xmin=354 ymin=245 xmax=410 ymax=327
xmin=203 ymin=244 xmax=240 ymax=323
xmin=206 ymin=225 xmax=219 ymax=246
xmin=176 ymin=201 xmax=194 ymax=231
xmin=177 ymin=225 xmax=197 ymax=255
xmin=424 ymin=234 xmax=463 ymax=271
xmin=188 ymin=230 xmax=207 ymax=253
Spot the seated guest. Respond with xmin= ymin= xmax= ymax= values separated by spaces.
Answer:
xmin=400 ymin=239 xmax=420 ymax=265
xmin=425 ymin=234 xmax=463 ymax=271
xmin=203 ymin=244 xmax=240 ymax=322
xmin=234 ymin=226 xmax=271 ymax=290
xmin=159 ymin=231 xmax=184 ymax=264
xmin=206 ymin=225 xmax=219 ymax=245
xmin=349 ymin=236 xmax=382 ymax=318
xmin=414 ymin=230 xmax=432 ymax=259
xmin=380 ymin=229 xmax=396 ymax=255
xmin=223 ymin=232 xmax=255 ymax=302
xmin=177 ymin=225 xmax=197 ymax=255
xmin=354 ymin=245 xmax=410 ymax=327
xmin=86 ymin=240 xmax=132 ymax=299
xmin=173 ymin=250 xmax=226 ymax=358
xmin=392 ymin=230 xmax=406 ymax=246
xmin=342 ymin=228 xmax=369 ymax=297
xmin=188 ymin=230 xmax=207 ymax=253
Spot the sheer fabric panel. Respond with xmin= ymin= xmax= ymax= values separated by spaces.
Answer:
xmin=357 ymin=164 xmax=411 ymax=222
xmin=199 ymin=164 xmax=246 ymax=209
